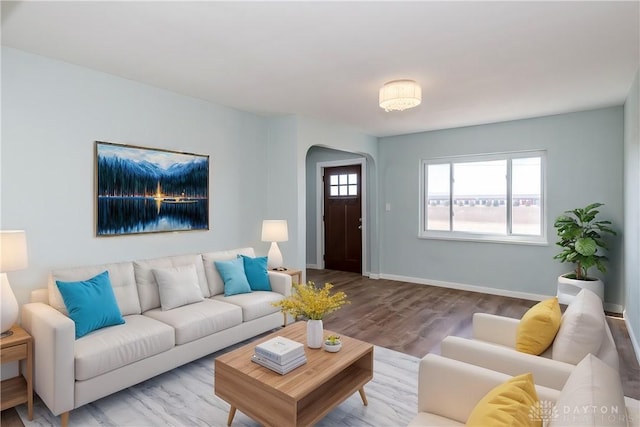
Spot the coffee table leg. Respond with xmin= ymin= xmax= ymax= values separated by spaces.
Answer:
xmin=358 ymin=388 xmax=368 ymax=406
xmin=227 ymin=406 xmax=236 ymax=426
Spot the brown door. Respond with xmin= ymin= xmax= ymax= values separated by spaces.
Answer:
xmin=323 ymin=165 xmax=362 ymax=273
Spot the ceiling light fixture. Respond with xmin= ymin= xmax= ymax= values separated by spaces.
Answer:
xmin=379 ymin=80 xmax=422 ymax=112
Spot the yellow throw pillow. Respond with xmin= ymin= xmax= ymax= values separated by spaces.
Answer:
xmin=516 ymin=297 xmax=561 ymax=355
xmin=466 ymin=373 xmax=541 ymax=427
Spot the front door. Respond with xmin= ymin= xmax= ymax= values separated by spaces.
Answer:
xmin=323 ymin=165 xmax=362 ymax=273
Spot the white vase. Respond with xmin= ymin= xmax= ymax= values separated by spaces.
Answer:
xmin=306 ymin=319 xmax=323 ymax=348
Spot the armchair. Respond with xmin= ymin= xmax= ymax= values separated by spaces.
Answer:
xmin=440 ymin=289 xmax=618 ymax=390
xmin=408 ymin=353 xmax=639 ymax=427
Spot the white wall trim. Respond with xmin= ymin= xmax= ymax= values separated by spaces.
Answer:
xmin=306 ymin=263 xmax=320 ymax=270
xmin=316 ymin=158 xmax=367 ymax=274
xmin=380 ymin=273 xmax=552 ymax=302
xmin=623 ymin=309 xmax=640 ymax=368
xmin=604 ymin=302 xmax=624 ymax=314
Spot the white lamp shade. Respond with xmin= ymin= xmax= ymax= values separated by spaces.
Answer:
xmin=261 ymin=220 xmax=288 ymax=242
xmin=379 ymin=80 xmax=422 ymax=112
xmin=0 ymin=230 xmax=28 ymax=272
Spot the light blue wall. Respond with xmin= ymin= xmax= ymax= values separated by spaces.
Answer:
xmin=264 ymin=117 xmax=379 ymax=276
xmin=378 ymin=107 xmax=625 ymax=308
xmin=265 ymin=116 xmax=301 ymax=270
xmin=305 ymin=146 xmax=364 ymax=266
xmin=296 ymin=118 xmax=379 ymax=275
xmin=1 ymin=48 xmax=271 ymax=306
xmin=2 ymin=47 xmax=632 ymax=317
xmin=624 ymin=70 xmax=639 ymax=352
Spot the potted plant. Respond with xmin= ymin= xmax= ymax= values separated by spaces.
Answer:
xmin=273 ymin=281 xmax=349 ymax=348
xmin=553 ymin=202 xmax=616 ymax=303
xmin=324 ymin=334 xmax=342 ymax=352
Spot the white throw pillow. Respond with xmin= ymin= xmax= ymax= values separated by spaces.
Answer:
xmin=550 ymin=354 xmax=627 ymax=427
xmin=153 ymin=264 xmax=204 ymax=311
xmin=552 ymin=289 xmax=605 ymax=365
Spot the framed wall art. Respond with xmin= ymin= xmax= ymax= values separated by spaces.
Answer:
xmin=95 ymin=141 xmax=209 ymax=236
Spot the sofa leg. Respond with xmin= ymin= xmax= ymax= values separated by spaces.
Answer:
xmin=61 ymin=411 xmax=69 ymax=427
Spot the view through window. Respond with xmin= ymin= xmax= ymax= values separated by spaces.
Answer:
xmin=421 ymin=151 xmax=545 ymax=242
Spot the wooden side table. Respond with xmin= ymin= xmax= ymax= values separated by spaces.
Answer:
xmin=1 ymin=325 xmax=33 ymax=420
xmin=272 ymin=268 xmax=303 ymax=285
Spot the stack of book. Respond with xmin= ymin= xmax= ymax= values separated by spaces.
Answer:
xmin=252 ymin=336 xmax=307 ymax=375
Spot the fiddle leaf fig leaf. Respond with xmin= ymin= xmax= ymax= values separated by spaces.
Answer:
xmin=575 ymin=237 xmax=596 ymax=256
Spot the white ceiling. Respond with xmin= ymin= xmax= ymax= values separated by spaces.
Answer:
xmin=2 ymin=1 xmax=639 ymax=137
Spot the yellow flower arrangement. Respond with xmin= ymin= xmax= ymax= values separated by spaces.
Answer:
xmin=273 ymin=281 xmax=349 ymax=320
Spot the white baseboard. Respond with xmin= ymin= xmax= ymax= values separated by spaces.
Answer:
xmin=367 ymin=272 xmax=380 ymax=279
xmin=604 ymin=302 xmax=624 ymax=314
xmin=623 ymin=309 xmax=640 ymax=368
xmin=306 ymin=263 xmax=320 ymax=270
xmin=379 ymin=273 xmax=552 ymax=302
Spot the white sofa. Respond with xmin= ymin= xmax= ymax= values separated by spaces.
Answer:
xmin=440 ymin=288 xmax=619 ymax=390
xmin=21 ymin=247 xmax=292 ymax=426
xmin=408 ymin=353 xmax=639 ymax=426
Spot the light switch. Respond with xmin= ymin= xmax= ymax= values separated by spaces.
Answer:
xmin=385 ymin=203 xmax=391 ymax=211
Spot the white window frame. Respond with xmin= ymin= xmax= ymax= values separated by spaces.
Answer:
xmin=418 ymin=150 xmax=547 ymax=245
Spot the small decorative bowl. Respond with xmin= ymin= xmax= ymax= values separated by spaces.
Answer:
xmin=323 ymin=341 xmax=342 ymax=352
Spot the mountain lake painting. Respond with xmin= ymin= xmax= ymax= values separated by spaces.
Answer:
xmin=95 ymin=141 xmax=209 ymax=236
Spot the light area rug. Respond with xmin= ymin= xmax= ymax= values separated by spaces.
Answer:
xmin=17 ymin=345 xmax=418 ymax=427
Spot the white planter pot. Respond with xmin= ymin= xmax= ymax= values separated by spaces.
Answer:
xmin=557 ymin=274 xmax=604 ymax=305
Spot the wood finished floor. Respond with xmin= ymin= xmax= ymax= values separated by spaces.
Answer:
xmin=3 ymin=268 xmax=639 ymax=426
xmin=308 ymin=268 xmax=640 ymax=400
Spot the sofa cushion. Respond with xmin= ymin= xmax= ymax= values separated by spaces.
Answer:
xmin=466 ymin=372 xmax=541 ymax=427
xmin=153 ymin=264 xmax=204 ymax=310
xmin=56 ymin=271 xmax=125 ymax=338
xmin=240 ymin=255 xmax=271 ymax=291
xmin=408 ymin=412 xmax=464 ymax=426
xmin=143 ymin=299 xmax=242 ymax=345
xmin=212 ymin=291 xmax=284 ymax=322
xmin=74 ymin=314 xmax=175 ymax=381
xmin=202 ymin=247 xmax=256 ymax=296
xmin=552 ymin=289 xmax=605 ymax=365
xmin=49 ymin=261 xmax=141 ymax=316
xmin=134 ymin=254 xmax=209 ymax=312
xmin=550 ymin=354 xmax=627 ymax=427
xmin=516 ymin=297 xmax=561 ymax=355
xmin=215 ymin=257 xmax=252 ymax=296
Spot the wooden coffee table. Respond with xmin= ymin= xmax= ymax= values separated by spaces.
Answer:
xmin=215 ymin=321 xmax=373 ymax=426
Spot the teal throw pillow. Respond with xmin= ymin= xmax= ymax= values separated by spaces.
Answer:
xmin=239 ymin=255 xmax=271 ymax=291
xmin=215 ymin=257 xmax=252 ymax=296
xmin=56 ymin=271 xmax=125 ymax=339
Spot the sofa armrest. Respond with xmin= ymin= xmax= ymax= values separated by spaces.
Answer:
xmin=441 ymin=335 xmax=574 ymax=390
xmin=418 ymin=354 xmax=560 ymax=424
xmin=472 ymin=313 xmax=519 ymax=348
xmin=418 ymin=354 xmax=516 ymax=423
xmin=21 ymin=303 xmax=75 ymax=416
xmin=30 ymin=288 xmax=49 ymax=304
xmin=267 ymin=271 xmax=292 ymax=297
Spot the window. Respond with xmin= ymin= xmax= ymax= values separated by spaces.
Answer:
xmin=420 ymin=151 xmax=546 ymax=244
xmin=329 ymin=173 xmax=358 ymax=197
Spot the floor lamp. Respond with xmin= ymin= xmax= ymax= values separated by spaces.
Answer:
xmin=261 ymin=220 xmax=288 ymax=270
xmin=1 ymin=230 xmax=28 ymax=337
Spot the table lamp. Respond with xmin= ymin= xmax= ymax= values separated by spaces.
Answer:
xmin=1 ymin=230 xmax=28 ymax=337
xmin=261 ymin=220 xmax=288 ymax=270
